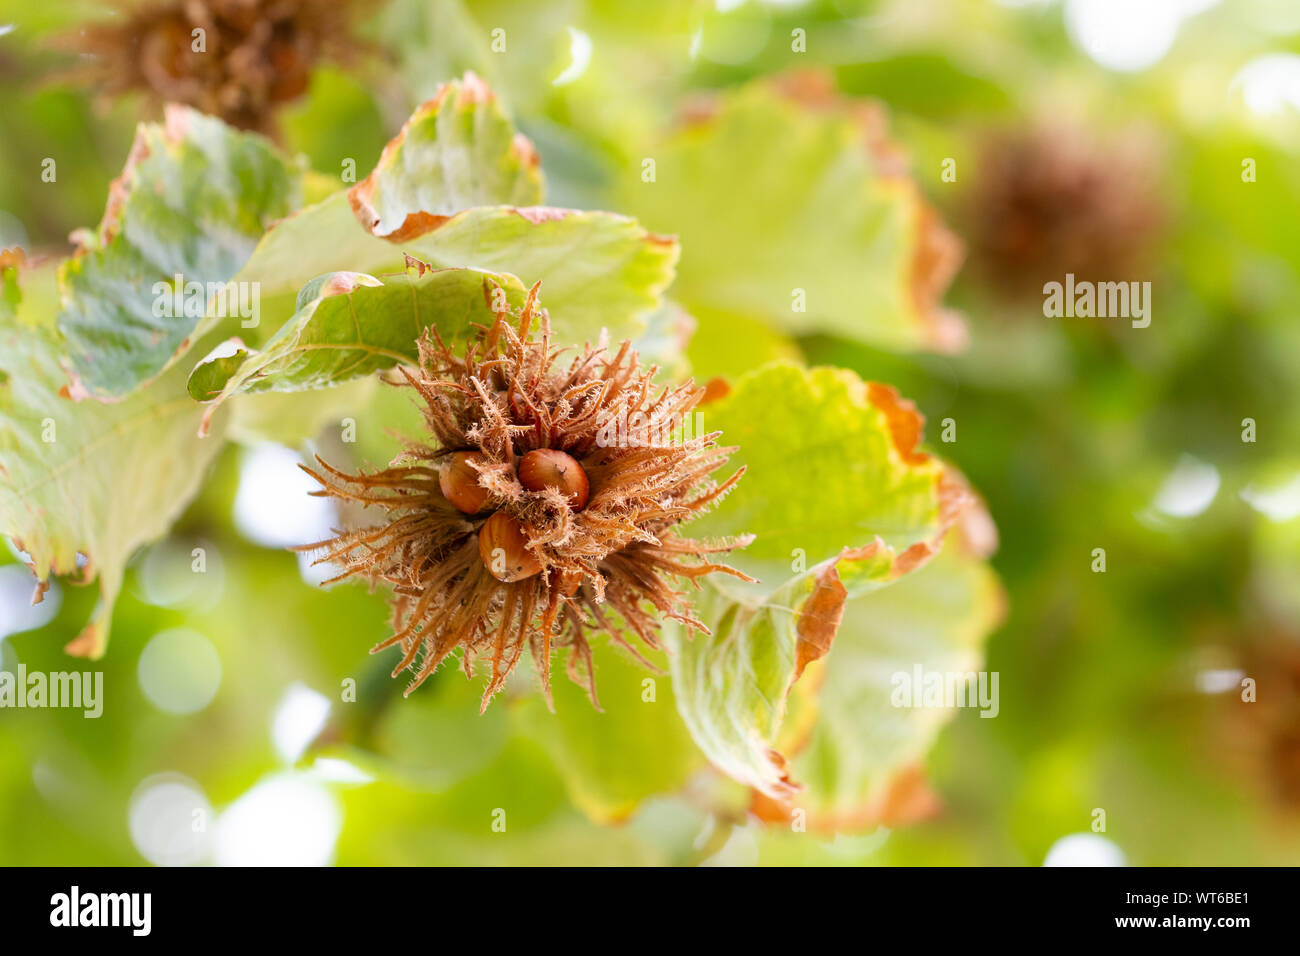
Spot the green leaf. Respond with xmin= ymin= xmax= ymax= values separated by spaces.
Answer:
xmin=56 ymin=106 xmax=302 ymax=399
xmin=688 ymin=363 xmax=956 ymax=602
xmin=785 ymin=537 xmax=1004 ymax=827
xmin=0 ymin=268 xmax=228 ymax=657
xmin=233 ymin=192 xmax=677 ymax=349
xmin=224 ymin=73 xmax=676 ymax=355
xmin=347 ymin=71 xmax=544 ymax=239
xmin=617 ymin=76 xmax=965 ymax=353
xmin=516 ymin=640 xmax=705 ymax=824
xmin=665 ymin=362 xmax=975 ymax=795
xmin=187 ymin=265 xmax=528 ymax=428
xmin=667 ymin=526 xmax=1002 ymax=807
xmin=666 ymin=547 xmax=891 ymax=797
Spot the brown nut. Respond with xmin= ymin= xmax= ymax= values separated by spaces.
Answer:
xmin=440 ymin=451 xmax=491 ymax=514
xmin=517 ymin=449 xmax=590 ymax=509
xmin=478 ymin=510 xmax=543 ymax=582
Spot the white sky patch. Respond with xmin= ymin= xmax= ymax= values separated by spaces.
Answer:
xmin=128 ymin=773 xmax=213 ymax=866
xmin=553 ymin=26 xmax=592 ymax=86
xmin=1196 ymin=667 xmax=1244 ymax=694
xmin=1152 ymin=455 xmax=1220 ymax=518
xmin=1232 ymin=54 xmax=1300 ymax=116
xmin=138 ymin=627 xmax=222 ymax=715
xmin=311 ymin=757 xmax=375 ymax=784
xmin=272 ymin=683 xmax=331 ymax=763
xmin=0 ymin=564 xmax=60 ymax=639
xmin=1043 ymin=833 xmax=1127 ymax=867
xmin=214 ymin=772 xmax=341 ymax=867
xmin=1065 ymin=0 xmax=1219 ymax=73
xmin=233 ymin=443 xmax=337 ymax=549
xmin=1240 ymin=471 xmax=1300 ymax=521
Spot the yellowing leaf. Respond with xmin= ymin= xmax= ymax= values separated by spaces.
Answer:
xmin=687 ymin=363 xmax=961 ymax=602
xmin=665 ymin=362 xmax=983 ymax=797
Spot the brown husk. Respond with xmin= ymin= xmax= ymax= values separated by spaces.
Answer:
xmin=300 ymin=281 xmax=752 ymax=711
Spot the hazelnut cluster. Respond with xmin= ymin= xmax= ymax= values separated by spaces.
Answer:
xmin=302 ymin=282 xmax=751 ymax=710
xmin=59 ymin=0 xmax=366 ymax=135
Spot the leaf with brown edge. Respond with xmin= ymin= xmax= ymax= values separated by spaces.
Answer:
xmin=685 ymin=362 xmax=963 ymax=603
xmin=218 ymin=70 xmax=670 ymax=353
xmin=0 ymin=266 xmax=229 ymax=658
xmin=794 ymin=549 xmax=853 ymax=680
xmin=760 ymin=515 xmax=1005 ymax=832
xmin=662 ymin=362 xmax=993 ymax=800
xmin=617 ymin=70 xmax=966 ymax=354
xmin=56 ymin=105 xmax=303 ymax=400
xmin=749 ymin=762 xmax=943 ymax=833
xmin=187 ymin=262 xmax=529 ymax=431
xmin=348 ymin=71 xmax=543 ymax=242
xmin=227 ymin=192 xmax=678 ymax=350
xmin=665 ymin=537 xmax=951 ymax=798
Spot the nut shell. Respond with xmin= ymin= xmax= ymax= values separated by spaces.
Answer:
xmin=479 ymin=511 xmax=543 ymax=582
xmin=440 ymin=451 xmax=491 ymax=514
xmin=518 ymin=449 xmax=590 ymax=509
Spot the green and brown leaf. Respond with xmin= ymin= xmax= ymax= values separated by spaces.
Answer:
xmin=618 ymin=72 xmax=965 ymax=354
xmin=664 ymin=363 xmax=995 ymax=799
xmin=57 ymin=106 xmax=303 ymax=399
xmin=0 ymin=266 xmax=227 ymax=657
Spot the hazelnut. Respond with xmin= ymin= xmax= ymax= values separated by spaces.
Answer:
xmin=517 ymin=449 xmax=590 ymax=509
xmin=478 ymin=511 xmax=543 ymax=582
xmin=440 ymin=451 xmax=491 ymax=514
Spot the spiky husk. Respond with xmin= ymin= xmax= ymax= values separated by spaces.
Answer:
xmin=301 ymin=282 xmax=751 ymax=710
xmin=58 ymin=0 xmax=367 ymax=134
xmin=962 ymin=124 xmax=1164 ymax=302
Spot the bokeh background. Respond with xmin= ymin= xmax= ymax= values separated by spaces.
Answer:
xmin=2 ymin=0 xmax=1299 ymax=865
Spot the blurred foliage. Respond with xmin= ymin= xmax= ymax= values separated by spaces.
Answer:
xmin=1 ymin=0 xmax=1299 ymax=866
